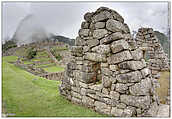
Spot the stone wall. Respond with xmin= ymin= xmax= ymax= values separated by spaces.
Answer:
xmin=40 ymin=71 xmax=64 ymax=81
xmin=59 ymin=7 xmax=159 ymax=117
xmin=135 ymin=28 xmax=170 ymax=79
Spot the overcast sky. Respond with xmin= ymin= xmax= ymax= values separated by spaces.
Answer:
xmin=2 ymin=1 xmax=169 ymax=40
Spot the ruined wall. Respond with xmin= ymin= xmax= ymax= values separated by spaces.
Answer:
xmin=59 ymin=7 xmax=159 ymax=117
xmin=135 ymin=28 xmax=170 ymax=79
xmin=40 ymin=71 xmax=64 ymax=81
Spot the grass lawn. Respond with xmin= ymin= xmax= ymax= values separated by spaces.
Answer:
xmin=2 ymin=56 xmax=104 ymax=117
xmin=156 ymin=71 xmax=170 ymax=104
xmin=43 ymin=66 xmax=64 ymax=73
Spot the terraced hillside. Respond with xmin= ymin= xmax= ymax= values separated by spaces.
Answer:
xmin=2 ymin=56 xmax=103 ymax=117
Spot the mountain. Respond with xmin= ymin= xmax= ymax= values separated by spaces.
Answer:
xmin=50 ymin=35 xmax=75 ymax=46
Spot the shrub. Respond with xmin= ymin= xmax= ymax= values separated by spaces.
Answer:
xmin=55 ymin=54 xmax=62 ymax=61
xmin=26 ymin=47 xmax=37 ymax=59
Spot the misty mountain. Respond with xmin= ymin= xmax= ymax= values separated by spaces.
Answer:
xmin=12 ymin=14 xmax=49 ymax=46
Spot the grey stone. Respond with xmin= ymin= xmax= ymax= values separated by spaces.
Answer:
xmin=120 ymin=95 xmax=151 ymax=109
xmin=79 ymin=81 xmax=88 ymax=88
xmin=70 ymin=46 xmax=83 ymax=57
xmin=118 ymin=60 xmax=146 ymax=70
xmin=156 ymin=104 xmax=170 ymax=117
xmin=101 ymin=63 xmax=108 ymax=68
xmin=107 ymin=50 xmax=133 ymax=64
xmin=82 ymin=72 xmax=95 ymax=83
xmin=116 ymin=103 xmax=127 ymax=109
xmin=116 ymin=71 xmax=142 ymax=83
xmin=123 ymin=23 xmax=130 ymax=33
xmin=89 ymin=84 xmax=102 ymax=91
xmin=93 ymin=11 xmax=111 ymax=22
xmin=80 ymin=88 xmax=87 ymax=95
xmin=79 ymin=29 xmax=89 ymax=37
xmin=93 ymin=29 xmax=108 ymax=39
xmin=102 ymin=88 xmax=109 ymax=95
xmin=129 ymin=78 xmax=152 ymax=96
xmin=71 ymin=86 xmax=80 ymax=93
xmin=101 ymin=68 xmax=111 ymax=76
xmin=82 ymin=96 xmax=95 ymax=108
xmin=100 ymin=32 xmax=124 ymax=44
xmin=71 ymin=91 xmax=82 ymax=99
xmin=84 ymin=52 xmax=106 ymax=62
xmin=102 ymin=75 xmax=112 ymax=88
xmin=94 ymin=101 xmax=111 ymax=115
xmin=92 ymin=45 xmax=110 ymax=54
xmin=84 ymin=12 xmax=93 ymax=22
xmin=106 ymin=19 xmax=127 ymax=33
xmin=71 ymin=97 xmax=82 ymax=104
xmin=131 ymin=49 xmax=143 ymax=60
xmin=122 ymin=106 xmax=136 ymax=117
xmin=111 ymin=39 xmax=129 ymax=53
xmin=81 ymin=21 xmax=90 ymax=29
xmin=86 ymin=39 xmax=99 ymax=48
xmin=95 ymin=22 xmax=105 ymax=29
xmin=83 ymin=46 xmax=90 ymax=53
xmin=111 ymin=84 xmax=116 ymax=91
xmin=141 ymin=68 xmax=151 ymax=78
xmin=144 ymin=102 xmax=159 ymax=117
xmin=111 ymin=107 xmax=123 ymax=117
xmin=115 ymin=83 xmax=128 ymax=93
xmin=109 ymin=65 xmax=118 ymax=71
xmin=110 ymin=91 xmax=120 ymax=100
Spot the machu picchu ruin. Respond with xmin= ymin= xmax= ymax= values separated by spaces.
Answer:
xmin=2 ymin=2 xmax=170 ymax=118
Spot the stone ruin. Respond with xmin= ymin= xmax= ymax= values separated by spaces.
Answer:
xmin=59 ymin=7 xmax=160 ymax=117
xmin=135 ymin=28 xmax=170 ymax=80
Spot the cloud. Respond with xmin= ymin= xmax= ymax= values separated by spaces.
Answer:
xmin=2 ymin=1 xmax=169 ymax=41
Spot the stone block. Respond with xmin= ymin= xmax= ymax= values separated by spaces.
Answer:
xmin=75 ymin=36 xmax=86 ymax=46
xmin=106 ymin=19 xmax=127 ymax=33
xmin=94 ymin=101 xmax=111 ymax=115
xmin=120 ymin=95 xmax=151 ymax=109
xmin=84 ymin=52 xmax=106 ymax=62
xmin=95 ymin=22 xmax=106 ymax=29
xmin=110 ymin=91 xmax=120 ymax=100
xmin=79 ymin=29 xmax=89 ymax=37
xmin=111 ymin=39 xmax=129 ymax=53
xmin=81 ymin=21 xmax=90 ymax=29
xmin=131 ymin=49 xmax=143 ymax=60
xmin=118 ymin=60 xmax=146 ymax=70
xmin=82 ymin=96 xmax=95 ymax=108
xmin=92 ymin=45 xmax=110 ymax=54
xmin=107 ymin=50 xmax=133 ymax=64
xmin=111 ymin=107 xmax=124 ymax=117
xmin=102 ymin=75 xmax=112 ymax=88
xmin=93 ymin=29 xmax=108 ymax=39
xmin=116 ymin=71 xmax=142 ymax=83
xmin=129 ymin=78 xmax=152 ymax=96
xmin=115 ymin=83 xmax=128 ymax=93
xmin=93 ymin=11 xmax=111 ymax=22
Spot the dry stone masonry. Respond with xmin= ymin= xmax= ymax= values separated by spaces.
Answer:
xmin=135 ymin=28 xmax=170 ymax=79
xmin=59 ymin=7 xmax=159 ymax=117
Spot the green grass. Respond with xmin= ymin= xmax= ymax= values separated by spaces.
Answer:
xmin=43 ymin=66 xmax=64 ymax=73
xmin=2 ymin=56 xmax=103 ymax=117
